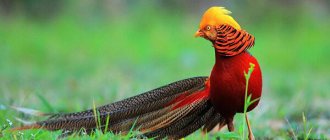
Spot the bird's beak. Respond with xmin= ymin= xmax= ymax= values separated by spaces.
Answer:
xmin=194 ymin=29 xmax=203 ymax=37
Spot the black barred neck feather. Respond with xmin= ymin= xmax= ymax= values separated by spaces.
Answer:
xmin=213 ymin=25 xmax=255 ymax=57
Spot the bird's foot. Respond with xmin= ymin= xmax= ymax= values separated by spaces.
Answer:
xmin=226 ymin=116 xmax=234 ymax=132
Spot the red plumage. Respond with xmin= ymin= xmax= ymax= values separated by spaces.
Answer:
xmin=171 ymin=80 xmax=210 ymax=110
xmin=210 ymin=51 xmax=262 ymax=119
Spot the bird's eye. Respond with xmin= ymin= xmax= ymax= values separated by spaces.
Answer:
xmin=206 ymin=26 xmax=211 ymax=31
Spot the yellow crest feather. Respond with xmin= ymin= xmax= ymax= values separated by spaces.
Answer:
xmin=199 ymin=7 xmax=241 ymax=30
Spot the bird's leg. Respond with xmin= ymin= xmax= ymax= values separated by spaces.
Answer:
xmin=226 ymin=116 xmax=234 ymax=132
xmin=245 ymin=113 xmax=255 ymax=140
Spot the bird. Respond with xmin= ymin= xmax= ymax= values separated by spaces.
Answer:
xmin=12 ymin=6 xmax=262 ymax=139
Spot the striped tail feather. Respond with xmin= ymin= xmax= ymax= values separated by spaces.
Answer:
xmin=202 ymin=113 xmax=226 ymax=133
xmin=48 ymin=76 xmax=206 ymax=121
xmin=11 ymin=124 xmax=42 ymax=131
xmin=169 ymin=106 xmax=215 ymax=139
xmin=142 ymin=99 xmax=212 ymax=139
xmin=12 ymin=76 xmax=225 ymax=138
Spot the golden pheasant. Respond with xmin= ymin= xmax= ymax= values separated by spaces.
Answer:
xmin=12 ymin=7 xmax=262 ymax=139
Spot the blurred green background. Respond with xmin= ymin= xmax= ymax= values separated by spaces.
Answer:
xmin=0 ymin=0 xmax=329 ymax=139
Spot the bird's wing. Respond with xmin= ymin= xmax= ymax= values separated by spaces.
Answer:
xmin=12 ymin=76 xmax=225 ymax=139
xmin=214 ymin=24 xmax=255 ymax=56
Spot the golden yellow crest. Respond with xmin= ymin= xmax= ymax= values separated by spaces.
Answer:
xmin=199 ymin=7 xmax=241 ymax=30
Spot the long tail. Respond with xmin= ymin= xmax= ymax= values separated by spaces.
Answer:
xmin=12 ymin=77 xmax=225 ymax=138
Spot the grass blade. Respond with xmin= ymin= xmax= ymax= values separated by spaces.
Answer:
xmin=35 ymin=93 xmax=55 ymax=112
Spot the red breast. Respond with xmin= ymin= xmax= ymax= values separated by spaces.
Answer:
xmin=209 ymin=51 xmax=262 ymax=117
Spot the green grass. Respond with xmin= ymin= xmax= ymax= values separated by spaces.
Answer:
xmin=0 ymin=6 xmax=330 ymax=139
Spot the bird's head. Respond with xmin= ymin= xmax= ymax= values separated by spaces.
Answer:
xmin=195 ymin=7 xmax=241 ymax=42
